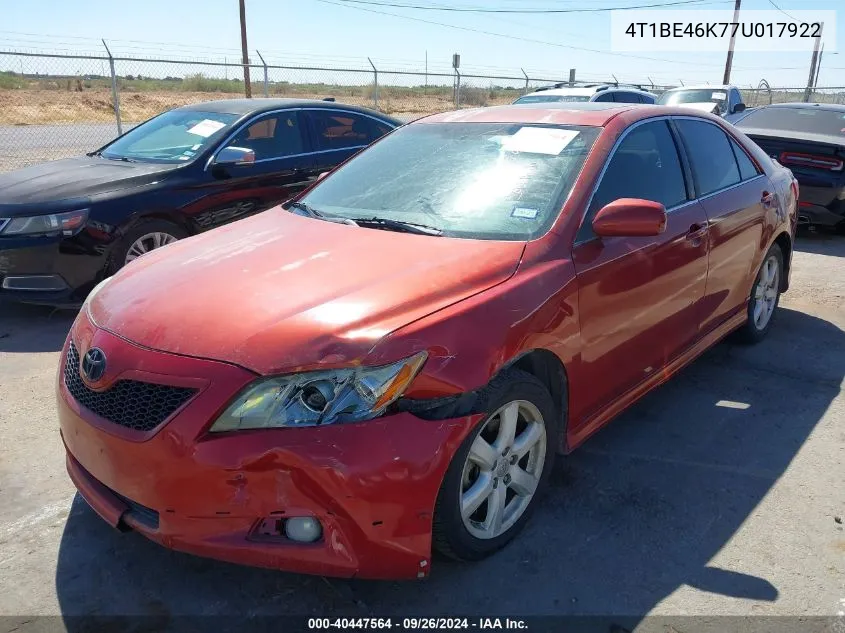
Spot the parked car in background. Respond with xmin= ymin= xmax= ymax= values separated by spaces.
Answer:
xmin=0 ymin=99 xmax=400 ymax=305
xmin=514 ymin=83 xmax=656 ymax=105
xmin=732 ymin=102 xmax=845 ymax=232
xmin=657 ymin=84 xmax=746 ymax=118
xmin=58 ymin=102 xmax=796 ymax=580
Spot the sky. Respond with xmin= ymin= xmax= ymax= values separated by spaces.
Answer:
xmin=2 ymin=0 xmax=844 ymax=88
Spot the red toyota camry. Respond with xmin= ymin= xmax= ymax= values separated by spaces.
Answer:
xmin=57 ymin=103 xmax=797 ymax=579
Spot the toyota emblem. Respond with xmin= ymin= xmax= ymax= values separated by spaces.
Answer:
xmin=81 ymin=347 xmax=107 ymax=382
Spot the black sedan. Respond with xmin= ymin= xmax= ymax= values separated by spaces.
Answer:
xmin=0 ymin=99 xmax=400 ymax=305
xmin=732 ymin=102 xmax=845 ymax=232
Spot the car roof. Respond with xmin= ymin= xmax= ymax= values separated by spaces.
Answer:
xmin=522 ymin=85 xmax=653 ymax=99
xmin=176 ymin=98 xmax=401 ymax=123
xmin=418 ymin=102 xmax=638 ymax=126
xmin=416 ymin=103 xmax=727 ymax=127
xmin=664 ymin=84 xmax=736 ymax=91
xmin=755 ymin=101 xmax=845 ymax=113
xmin=523 ymin=87 xmax=597 ymax=97
xmin=601 ymin=87 xmax=653 ymax=94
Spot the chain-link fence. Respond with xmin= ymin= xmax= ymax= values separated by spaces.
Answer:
xmin=1 ymin=50 xmax=843 ymax=173
xmin=743 ymin=85 xmax=845 ymax=108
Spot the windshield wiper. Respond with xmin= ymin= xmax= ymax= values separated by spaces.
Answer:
xmin=286 ymin=201 xmax=358 ymax=226
xmin=354 ymin=217 xmax=443 ymax=236
xmin=88 ymin=150 xmax=135 ymax=163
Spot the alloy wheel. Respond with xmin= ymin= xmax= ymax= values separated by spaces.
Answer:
xmin=752 ymin=254 xmax=779 ymax=331
xmin=125 ymin=232 xmax=179 ymax=265
xmin=460 ymin=400 xmax=547 ymax=540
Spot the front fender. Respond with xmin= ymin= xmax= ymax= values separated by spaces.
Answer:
xmin=363 ymin=240 xmax=582 ymax=403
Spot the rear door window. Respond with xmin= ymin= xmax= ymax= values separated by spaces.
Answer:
xmin=593 ymin=92 xmax=614 ymax=103
xmin=308 ymin=110 xmax=389 ymax=151
xmin=729 ymin=137 xmax=761 ymax=181
xmin=613 ymin=92 xmax=641 ymax=103
xmin=580 ymin=120 xmax=688 ymax=240
xmin=675 ymin=119 xmax=741 ymax=196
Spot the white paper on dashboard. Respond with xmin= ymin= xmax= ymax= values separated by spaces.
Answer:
xmin=501 ymin=127 xmax=580 ymax=155
xmin=187 ymin=119 xmax=227 ymax=137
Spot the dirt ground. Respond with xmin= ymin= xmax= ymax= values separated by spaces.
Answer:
xmin=0 ymin=88 xmax=511 ymax=125
xmin=0 ymin=231 xmax=843 ymax=631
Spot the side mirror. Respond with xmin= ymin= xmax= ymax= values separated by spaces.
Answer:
xmin=733 ymin=103 xmax=747 ymax=113
xmin=592 ymin=198 xmax=667 ymax=238
xmin=317 ymin=171 xmax=330 ymax=181
xmin=214 ymin=146 xmax=256 ymax=166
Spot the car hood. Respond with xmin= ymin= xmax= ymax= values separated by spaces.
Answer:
xmin=676 ymin=102 xmax=722 ymax=115
xmin=0 ymin=156 xmax=174 ymax=209
xmin=89 ymin=210 xmax=525 ymax=375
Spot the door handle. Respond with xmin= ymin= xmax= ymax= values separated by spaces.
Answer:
xmin=761 ymin=191 xmax=775 ymax=207
xmin=686 ymin=222 xmax=709 ymax=240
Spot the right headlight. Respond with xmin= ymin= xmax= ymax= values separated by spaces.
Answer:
xmin=209 ymin=351 xmax=427 ymax=432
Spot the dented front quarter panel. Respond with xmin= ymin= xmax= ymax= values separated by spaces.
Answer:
xmin=365 ymin=234 xmax=584 ymax=450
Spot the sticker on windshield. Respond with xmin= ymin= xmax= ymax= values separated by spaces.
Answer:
xmin=191 ymin=143 xmax=202 ymax=150
xmin=512 ymin=207 xmax=539 ymax=219
xmin=711 ymin=91 xmax=727 ymax=100
xmin=502 ymin=127 xmax=580 ymax=156
xmin=187 ymin=119 xmax=226 ymax=138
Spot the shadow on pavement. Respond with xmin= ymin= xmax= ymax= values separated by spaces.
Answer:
xmin=54 ymin=306 xmax=844 ymax=628
xmin=794 ymin=230 xmax=845 ymax=257
xmin=0 ymin=303 xmax=76 ymax=353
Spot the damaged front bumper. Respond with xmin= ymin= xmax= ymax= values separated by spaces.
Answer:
xmin=57 ymin=314 xmax=480 ymax=579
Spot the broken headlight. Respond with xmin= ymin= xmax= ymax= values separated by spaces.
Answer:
xmin=209 ymin=351 xmax=427 ymax=431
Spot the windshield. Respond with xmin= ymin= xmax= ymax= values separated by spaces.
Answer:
xmin=297 ymin=122 xmax=600 ymax=241
xmin=737 ymin=106 xmax=845 ymax=137
xmin=658 ymin=89 xmax=728 ymax=112
xmin=99 ymin=110 xmax=239 ymax=163
xmin=514 ymin=94 xmax=591 ymax=104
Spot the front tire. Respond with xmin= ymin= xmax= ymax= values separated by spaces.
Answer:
xmin=108 ymin=219 xmax=188 ymax=274
xmin=735 ymin=243 xmax=783 ymax=344
xmin=433 ymin=369 xmax=558 ymax=561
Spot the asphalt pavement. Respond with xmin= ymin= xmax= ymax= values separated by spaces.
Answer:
xmin=0 ymin=115 xmax=419 ymax=173
xmin=0 ymin=123 xmax=122 ymax=172
xmin=0 ymin=233 xmax=843 ymax=632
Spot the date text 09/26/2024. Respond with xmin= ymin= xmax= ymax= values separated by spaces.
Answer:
xmin=307 ymin=618 xmax=528 ymax=630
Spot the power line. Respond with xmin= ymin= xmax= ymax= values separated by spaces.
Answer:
xmin=333 ymin=0 xmax=726 ymax=12
xmin=313 ymin=0 xmax=734 ymax=68
xmin=767 ymin=0 xmax=800 ymax=22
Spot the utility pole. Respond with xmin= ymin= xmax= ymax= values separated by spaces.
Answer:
xmin=239 ymin=0 xmax=252 ymax=98
xmin=722 ymin=0 xmax=741 ymax=85
xmin=813 ymin=42 xmax=825 ymax=90
xmin=804 ymin=23 xmax=823 ymax=102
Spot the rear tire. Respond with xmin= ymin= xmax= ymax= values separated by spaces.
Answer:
xmin=108 ymin=219 xmax=188 ymax=274
xmin=734 ymin=243 xmax=783 ymax=344
xmin=432 ymin=369 xmax=558 ymax=561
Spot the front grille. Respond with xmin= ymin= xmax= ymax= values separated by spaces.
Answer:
xmin=64 ymin=343 xmax=197 ymax=432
